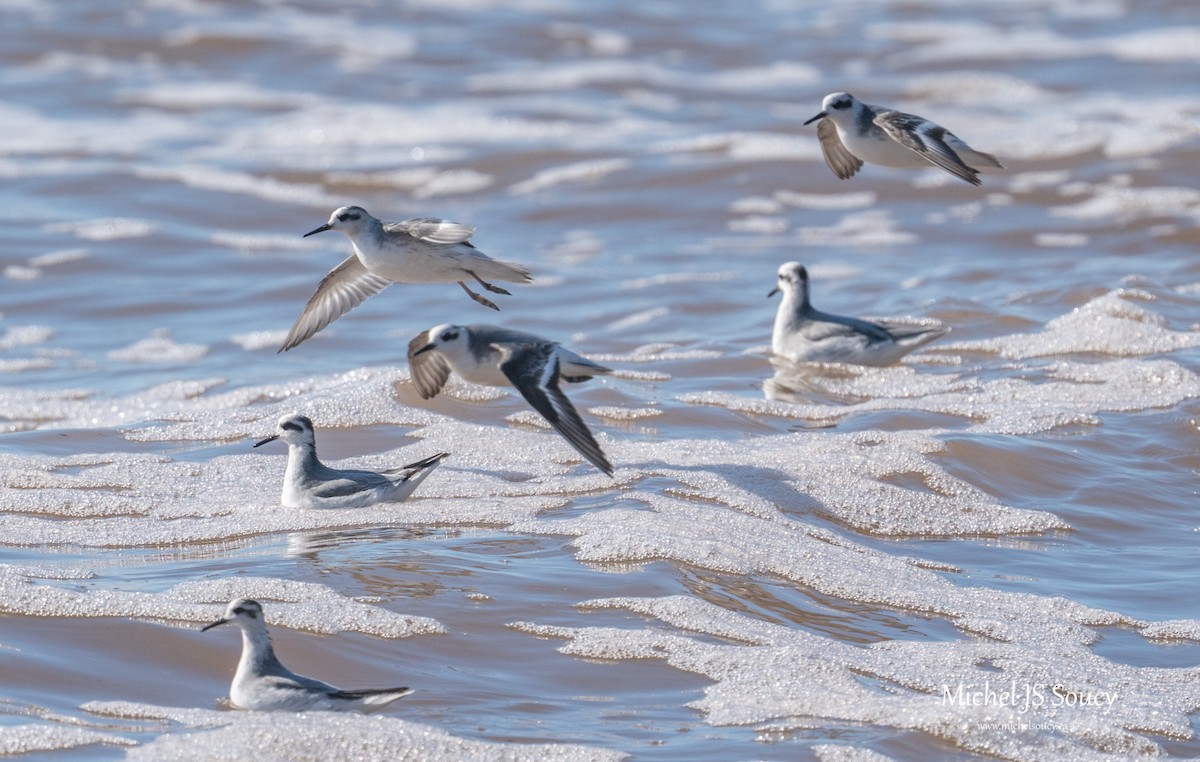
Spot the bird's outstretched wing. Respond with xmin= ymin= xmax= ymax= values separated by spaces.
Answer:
xmin=391 ymin=218 xmax=477 ymax=245
xmin=874 ymin=111 xmax=981 ymax=186
xmin=406 ymin=331 xmax=453 ymax=399
xmin=500 ymin=344 xmax=613 ymax=476
xmin=280 ymin=256 xmax=391 ymax=352
xmin=817 ymin=118 xmax=864 ymax=180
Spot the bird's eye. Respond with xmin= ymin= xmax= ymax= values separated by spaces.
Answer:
xmin=337 ymin=211 xmax=360 ymax=222
xmin=832 ymin=99 xmax=851 ymax=110
xmin=442 ymin=330 xmax=459 ymax=341
xmin=281 ymin=422 xmax=302 ymax=432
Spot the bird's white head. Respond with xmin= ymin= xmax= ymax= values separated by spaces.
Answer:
xmin=769 ymin=261 xmax=809 ymax=299
xmin=803 ymin=92 xmax=859 ymax=125
xmin=254 ymin=413 xmax=316 ymax=450
xmin=304 ymin=206 xmax=371 ymax=238
xmin=202 ymin=598 xmax=267 ymax=633
xmin=412 ymin=323 xmax=470 ymax=361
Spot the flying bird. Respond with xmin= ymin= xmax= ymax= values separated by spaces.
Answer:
xmin=804 ymin=92 xmax=1003 ymax=185
xmin=280 ymin=206 xmax=532 ymax=352
xmin=408 ymin=324 xmax=614 ymax=476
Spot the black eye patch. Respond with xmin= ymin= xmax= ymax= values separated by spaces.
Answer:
xmin=832 ymin=99 xmax=851 ymax=110
xmin=442 ymin=331 xmax=459 ymax=341
xmin=281 ymin=421 xmax=303 ymax=432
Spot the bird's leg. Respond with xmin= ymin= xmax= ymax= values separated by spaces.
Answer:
xmin=458 ymin=281 xmax=500 ymax=311
xmin=465 ymin=270 xmax=511 ymax=295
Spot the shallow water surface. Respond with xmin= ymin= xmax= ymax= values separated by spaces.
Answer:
xmin=2 ymin=1 xmax=1200 ymax=760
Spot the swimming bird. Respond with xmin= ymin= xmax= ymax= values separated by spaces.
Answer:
xmin=769 ymin=262 xmax=949 ymax=365
xmin=202 ymin=598 xmax=413 ymax=713
xmin=407 ymin=324 xmax=614 ymax=476
xmin=254 ymin=412 xmax=448 ymax=509
xmin=280 ymin=206 xmax=533 ymax=352
xmin=803 ymin=92 xmax=1003 ymax=185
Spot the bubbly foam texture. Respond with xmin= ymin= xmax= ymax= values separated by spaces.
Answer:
xmin=0 ymin=564 xmax=442 ymax=638
xmin=513 ymin=592 xmax=1188 ymax=759
xmin=948 ymin=288 xmax=1200 ymax=359
xmin=0 ymin=724 xmax=133 ymax=755
xmin=106 ymin=330 xmax=209 ymax=364
xmin=82 ymin=703 xmax=622 ymax=762
xmin=4 ymin=1 xmax=1199 ymax=758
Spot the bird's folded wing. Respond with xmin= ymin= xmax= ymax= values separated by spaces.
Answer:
xmin=874 ymin=111 xmax=980 ymax=185
xmin=392 ymin=218 xmax=477 ymax=244
xmin=309 ymin=475 xmax=387 ymax=499
xmin=817 ymin=118 xmax=864 ymax=180
xmin=501 ymin=346 xmax=613 ymax=476
xmin=280 ymin=256 xmax=392 ymax=352
xmin=801 ymin=316 xmax=893 ymax=345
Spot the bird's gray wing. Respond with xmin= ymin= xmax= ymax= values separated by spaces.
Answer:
xmin=874 ymin=111 xmax=981 ymax=186
xmin=406 ymin=331 xmax=453 ymax=399
xmin=500 ymin=344 xmax=613 ymax=476
xmin=259 ymin=672 xmax=339 ymax=694
xmin=871 ymin=320 xmax=951 ymax=344
xmin=816 ymin=118 xmax=864 ymax=180
xmin=306 ymin=473 xmax=390 ymax=499
xmin=280 ymin=256 xmax=392 ymax=352
xmin=391 ymin=218 xmax=477 ymax=245
xmin=801 ymin=312 xmax=895 ymax=345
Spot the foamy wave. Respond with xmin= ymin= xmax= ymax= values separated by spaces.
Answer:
xmin=514 ymin=589 xmax=1179 ymax=758
xmin=84 ymin=702 xmax=622 ymax=762
xmin=106 ymin=330 xmax=209 ymax=365
xmin=509 ymin=158 xmax=630 ymax=195
xmin=0 ymin=725 xmax=133 ymax=755
xmin=0 ymin=564 xmax=442 ymax=637
xmin=948 ymin=289 xmax=1200 ymax=359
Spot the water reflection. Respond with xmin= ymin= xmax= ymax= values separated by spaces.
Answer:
xmin=762 ymin=356 xmax=872 ymax=406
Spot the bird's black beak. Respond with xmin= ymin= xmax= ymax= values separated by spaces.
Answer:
xmin=802 ymin=111 xmax=826 ymax=126
xmin=253 ymin=434 xmax=279 ymax=448
xmin=201 ymin=617 xmax=229 ymax=632
xmin=303 ymin=223 xmax=332 ymax=238
xmin=767 ymin=287 xmax=780 ymax=298
xmin=412 ymin=343 xmax=435 ymax=356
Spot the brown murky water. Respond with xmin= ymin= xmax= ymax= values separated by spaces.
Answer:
xmin=2 ymin=1 xmax=1200 ymax=759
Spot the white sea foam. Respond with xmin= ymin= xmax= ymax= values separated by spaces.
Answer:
xmin=693 ymin=357 xmax=1200 ymax=437
xmin=509 ymin=158 xmax=630 ymax=195
xmin=948 ymin=289 xmax=1200 ymax=359
xmin=412 ymin=168 xmax=494 ymax=198
xmin=774 ymin=190 xmax=877 ymax=211
xmin=4 ymin=265 xmax=40 ymax=280
xmin=106 ymin=330 xmax=209 ymax=364
xmin=467 ymin=59 xmax=818 ymax=94
xmin=27 ymin=247 xmax=88 ymax=267
xmin=134 ymin=164 xmax=337 ymax=207
xmin=0 ymin=724 xmax=133 ymax=755
xmin=43 ymin=217 xmax=155 ymax=241
xmin=82 ymin=702 xmax=623 ymax=762
xmin=513 ymin=592 xmax=1192 ymax=759
xmin=0 ymin=325 xmax=53 ymax=350
xmin=794 ymin=210 xmax=918 ymax=247
xmin=164 ymin=9 xmax=418 ymax=70
xmin=119 ymin=82 xmax=319 ymax=111
xmin=0 ymin=564 xmax=442 ymax=637
xmin=1050 ymin=185 xmax=1200 ymax=224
